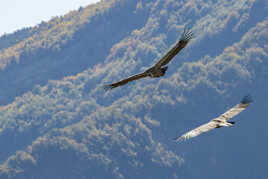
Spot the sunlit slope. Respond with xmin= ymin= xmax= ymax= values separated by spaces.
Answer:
xmin=0 ymin=0 xmax=149 ymax=105
xmin=0 ymin=0 xmax=267 ymax=178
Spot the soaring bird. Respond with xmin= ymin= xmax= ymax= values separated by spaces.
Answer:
xmin=174 ymin=95 xmax=253 ymax=142
xmin=104 ymin=28 xmax=193 ymax=90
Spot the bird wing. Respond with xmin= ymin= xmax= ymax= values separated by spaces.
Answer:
xmin=215 ymin=94 xmax=253 ymax=121
xmin=153 ymin=28 xmax=193 ymax=69
xmin=104 ymin=72 xmax=148 ymax=90
xmin=174 ymin=121 xmax=218 ymax=142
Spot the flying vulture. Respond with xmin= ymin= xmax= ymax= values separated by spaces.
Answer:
xmin=104 ymin=28 xmax=193 ymax=90
xmin=174 ymin=95 xmax=253 ymax=142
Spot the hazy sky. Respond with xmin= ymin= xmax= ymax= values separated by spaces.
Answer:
xmin=0 ymin=0 xmax=100 ymax=36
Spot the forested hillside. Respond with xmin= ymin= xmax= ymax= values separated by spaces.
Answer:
xmin=0 ymin=0 xmax=267 ymax=178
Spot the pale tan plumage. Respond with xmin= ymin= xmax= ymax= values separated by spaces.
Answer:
xmin=174 ymin=95 xmax=253 ymax=142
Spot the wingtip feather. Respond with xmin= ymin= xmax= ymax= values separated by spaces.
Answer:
xmin=103 ymin=85 xmax=115 ymax=91
xmin=180 ymin=28 xmax=194 ymax=42
xmin=173 ymin=136 xmax=185 ymax=143
xmin=241 ymin=94 xmax=253 ymax=104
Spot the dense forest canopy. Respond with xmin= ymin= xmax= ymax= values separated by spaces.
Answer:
xmin=0 ymin=0 xmax=267 ymax=178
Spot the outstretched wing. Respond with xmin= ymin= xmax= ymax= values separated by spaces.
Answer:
xmin=174 ymin=121 xmax=218 ymax=142
xmin=153 ymin=28 xmax=193 ymax=69
xmin=104 ymin=72 xmax=148 ymax=90
xmin=215 ymin=94 xmax=253 ymax=121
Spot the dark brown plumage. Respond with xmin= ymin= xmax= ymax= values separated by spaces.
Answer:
xmin=104 ymin=28 xmax=193 ymax=90
xmin=104 ymin=72 xmax=147 ymax=90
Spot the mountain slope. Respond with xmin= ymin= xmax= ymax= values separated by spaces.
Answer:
xmin=0 ymin=0 xmax=150 ymax=105
xmin=0 ymin=0 xmax=267 ymax=178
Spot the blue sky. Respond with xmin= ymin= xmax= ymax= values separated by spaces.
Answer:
xmin=0 ymin=0 xmax=100 ymax=36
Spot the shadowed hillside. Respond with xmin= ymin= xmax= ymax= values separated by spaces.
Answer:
xmin=0 ymin=0 xmax=267 ymax=178
xmin=0 ymin=0 xmax=150 ymax=105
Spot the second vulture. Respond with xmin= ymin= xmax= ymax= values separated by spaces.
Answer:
xmin=174 ymin=95 xmax=253 ymax=142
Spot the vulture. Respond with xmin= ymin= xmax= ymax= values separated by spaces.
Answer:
xmin=174 ymin=95 xmax=253 ymax=142
xmin=104 ymin=28 xmax=193 ymax=90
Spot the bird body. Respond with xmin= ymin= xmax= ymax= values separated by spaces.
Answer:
xmin=145 ymin=66 xmax=168 ymax=78
xmin=174 ymin=95 xmax=253 ymax=142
